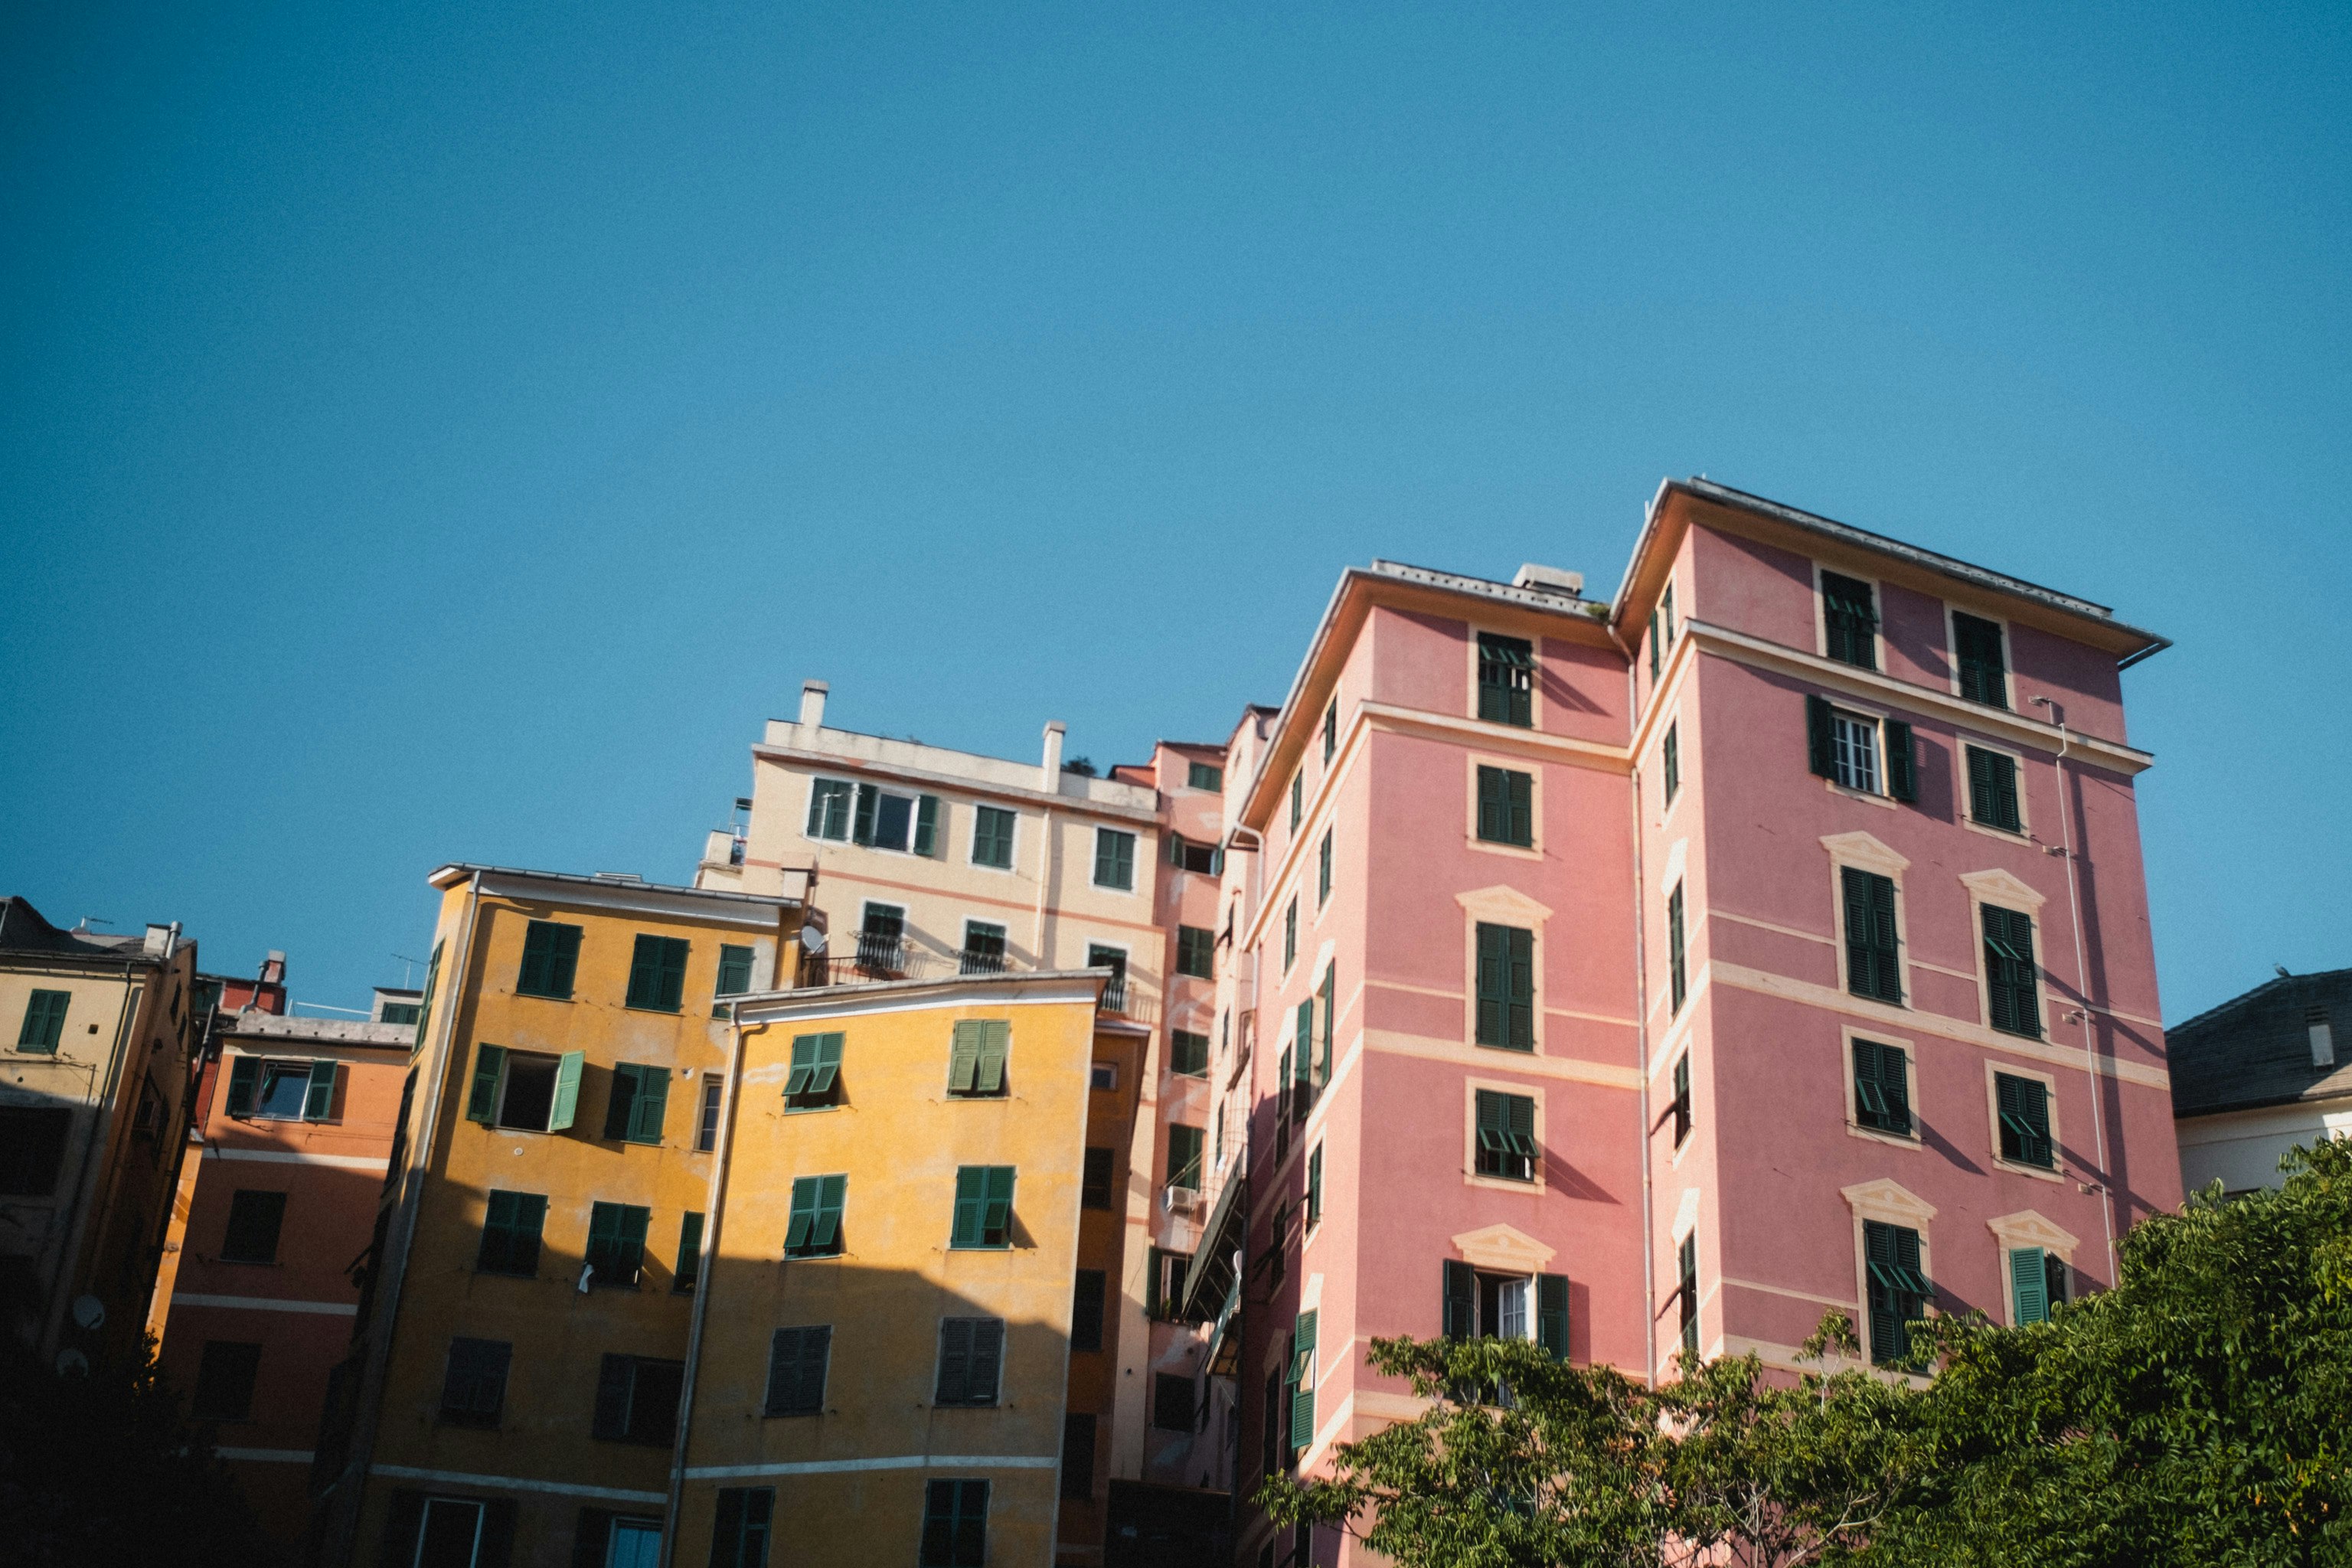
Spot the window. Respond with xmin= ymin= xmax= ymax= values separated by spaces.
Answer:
xmin=1261 ymin=1364 xmax=1285 ymax=1476
xmin=1289 ymin=772 xmax=1303 ymax=831
xmin=850 ymin=783 xmax=940 ymax=854
xmin=710 ymin=1488 xmax=774 ymax=1568
xmin=1667 ymin=883 xmax=1688 ymax=1014
xmin=1071 ymin=1269 xmax=1106 ymax=1352
xmin=1285 ymin=1312 xmax=1317 ymax=1457
xmin=1154 ymin=1371 xmax=1196 ymax=1432
xmin=1176 ymin=926 xmax=1214 ymax=979
xmin=1081 ymin=1148 xmax=1113 ymax=1210
xmin=1864 ymin=1221 xmax=1929 ymax=1364
xmin=626 ymin=936 xmax=690 ymax=1012
xmin=1965 ymin=746 xmax=2022 ymax=832
xmin=1995 ymin=1073 xmax=2053 ymax=1168
xmin=475 ymin=1191 xmax=547 ymax=1276
xmin=1678 ymin=1236 xmax=1699 ymax=1354
xmin=2009 ymin=1246 xmax=2067 ymax=1325
xmin=1841 ymin=868 xmax=1903 ymax=1004
xmin=1821 ymin=570 xmax=1878 ymax=669
xmin=517 ymin=921 xmax=583 ymax=1000
xmin=586 ymin=1202 xmax=650 ymax=1287
xmin=379 ymin=1001 xmax=420 ymax=1026
xmin=439 ymin=1338 xmax=511 ymax=1427
xmin=1317 ymin=963 xmax=1335 ymax=1084
xmin=465 ymin=1045 xmax=584 ymax=1133
xmin=1317 ymin=831 xmax=1334 ymax=906
xmin=411 ymin=941 xmax=443 ymax=1055
xmin=971 ymin=805 xmax=1016 ymax=870
xmin=1292 ymin=1000 xmax=1314 ymax=1119
xmin=1087 ymin=945 xmax=1129 ymax=1012
xmin=920 ymin=1479 xmax=988 ymax=1568
xmin=858 ymin=904 xmax=906 ymax=971
xmin=1170 ymin=1029 xmax=1209 ymax=1076
xmin=1475 ymin=1090 xmax=1536 ymax=1181
xmin=1089 ymin=1060 xmax=1117 ymax=1092
xmin=1670 ymin=1057 xmax=1692 ymax=1147
xmin=1187 ymin=760 xmax=1223 ymax=792
xmin=805 ymin=778 xmax=854 ymax=840
xmin=675 ymin=1213 xmax=704 ymax=1295
xmin=1282 ymin=900 xmax=1297 ymax=971
xmin=1476 ymin=633 xmax=1534 ymax=727
xmin=946 ymin=1020 xmax=1009 ymax=1098
xmin=1166 ymin=1125 xmax=1205 ymax=1193
xmin=782 ymin=1031 xmax=844 ymax=1110
xmin=959 ymin=921 xmax=1007 ymax=974
xmin=1475 ymin=765 xmax=1533 ymax=847
xmin=1851 ymin=1039 xmax=1913 ymax=1135
xmin=1661 ymin=724 xmax=1680 ymax=805
xmin=697 ymin=1079 xmax=722 ymax=1152
xmin=1832 ymin=710 xmax=1877 ymax=792
xmin=1168 ymin=834 xmax=1223 ymax=875
xmin=1062 ymin=1414 xmax=1097 ymax=1501
xmin=593 ymin=1354 xmax=684 ymax=1444
xmin=1954 ymin=612 xmax=2008 ymax=707
xmin=762 ymin=1326 xmax=830 ymax=1416
xmin=1093 ymin=828 xmax=1136 ymax=890
xmin=220 ymin=1190 xmax=287 ymax=1264
xmin=1983 ymin=906 xmax=2042 ymax=1038
xmin=714 ymin=944 xmax=755 ymax=1001
xmin=225 ymin=1056 xmax=338 ymax=1122
xmin=1806 ymin=696 xmax=1916 ymax=802
xmin=16 ymin=989 xmax=69 ymax=1053
xmin=1474 ymin=923 xmax=1535 ymax=1050
xmin=785 ymin=1175 xmax=846 ymax=1257
xmin=581 ymin=1514 xmax=662 ymax=1568
xmin=603 ymin=1063 xmax=670 ymax=1144
xmin=950 ymin=1166 xmax=1014 ymax=1249
xmin=1322 ymin=700 xmax=1338 ymax=762
xmin=193 ymin=1340 xmax=261 ymax=1421
xmin=0 ymin=1106 xmax=70 ymax=1197
xmin=1306 ymin=1142 xmax=1323 ymax=1226
xmin=934 ymin=1318 xmax=1004 ymax=1406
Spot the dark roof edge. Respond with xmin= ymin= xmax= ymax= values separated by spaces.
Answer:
xmin=427 ymin=864 xmax=799 ymax=907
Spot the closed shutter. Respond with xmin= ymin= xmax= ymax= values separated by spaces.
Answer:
xmin=303 ymin=1060 xmax=338 ymax=1121
xmin=973 ymin=1021 xmax=1008 ymax=1093
xmin=1806 ymin=694 xmax=1837 ymax=777
xmin=547 ymin=1050 xmax=584 ymax=1131
xmin=2010 ymin=1246 xmax=2048 ymax=1325
xmin=1477 ymin=766 xmax=1506 ymax=841
xmin=1955 ymin=612 xmax=2008 ymax=706
xmin=787 ymin=1178 xmax=819 ymax=1252
xmin=466 ymin=1045 xmax=505 ymax=1122
xmin=952 ymin=1168 xmax=985 ymax=1246
xmin=1318 ymin=965 xmax=1335 ymax=1081
xmin=675 ymin=1212 xmax=704 ymax=1294
xmin=1885 ymin=720 xmax=1916 ymax=802
xmin=1293 ymin=1001 xmax=1313 ymax=1117
xmin=1667 ymin=885 xmax=1687 ymax=1014
xmin=1288 ymin=1312 xmax=1317 ymax=1449
xmin=766 ymin=1326 xmax=830 ymax=1416
xmin=948 ymin=1024 xmax=980 ymax=1093
xmin=1442 ymin=1259 xmax=1475 ymax=1339
xmin=626 ymin=1064 xmax=667 ymax=1142
xmin=1842 ymin=869 xmax=1901 ymax=1004
xmin=710 ymin=1493 xmax=744 ymax=1568
xmin=914 ymin=795 xmax=941 ymax=856
xmin=1537 ymin=1273 xmax=1570 ymax=1361
xmin=1306 ymin=1144 xmax=1322 ymax=1226
xmin=715 ymin=944 xmax=754 ymax=998
xmin=936 ymin=1318 xmax=972 ymax=1404
xmin=593 ymin=1354 xmax=632 ymax=1438
xmin=226 ymin=1055 xmax=260 ymax=1118
xmin=521 ymin=922 xmax=557 ymax=995
xmin=1983 ymin=907 xmax=2041 ymax=1038
xmin=1997 ymin=1073 xmax=2052 ymax=1165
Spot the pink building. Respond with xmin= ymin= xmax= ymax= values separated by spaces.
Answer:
xmin=1179 ymin=480 xmax=2183 ymax=1566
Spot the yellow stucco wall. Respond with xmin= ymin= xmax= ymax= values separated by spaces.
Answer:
xmin=671 ymin=973 xmax=1109 ymax=1568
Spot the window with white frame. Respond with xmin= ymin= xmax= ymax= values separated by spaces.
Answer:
xmin=1807 ymin=696 xmax=1916 ymax=802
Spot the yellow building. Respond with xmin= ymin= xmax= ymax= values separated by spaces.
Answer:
xmin=317 ymin=865 xmax=801 ymax=1567
xmin=671 ymin=968 xmax=1142 ymax=1568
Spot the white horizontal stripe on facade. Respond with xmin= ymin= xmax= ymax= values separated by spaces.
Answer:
xmin=208 ymin=1147 xmax=390 ymax=1171
xmin=172 ymin=1293 xmax=358 ymax=1315
xmin=219 ymin=1446 xmax=316 ymax=1463
xmin=682 ymin=1454 xmax=1059 ymax=1481
xmin=371 ymin=1465 xmax=666 ymax=1506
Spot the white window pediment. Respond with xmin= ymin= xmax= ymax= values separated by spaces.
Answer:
xmin=1820 ymin=831 xmax=1909 ymax=876
xmin=1841 ymin=1178 xmax=1937 ymax=1226
xmin=1986 ymin=1210 xmax=2079 ymax=1256
xmin=1455 ymin=885 xmax=1553 ymax=925
xmin=1958 ymin=868 xmax=2047 ymax=912
xmin=1450 ymin=1223 xmax=1556 ymax=1272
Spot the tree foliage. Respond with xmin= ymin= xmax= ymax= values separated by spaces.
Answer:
xmin=1258 ymin=1138 xmax=2352 ymax=1566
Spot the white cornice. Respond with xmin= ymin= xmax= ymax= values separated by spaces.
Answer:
xmin=730 ymin=969 xmax=1107 ymax=1025
xmin=751 ymin=743 xmax=1161 ymax=826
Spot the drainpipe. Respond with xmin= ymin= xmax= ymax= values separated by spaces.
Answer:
xmin=2033 ymin=701 xmax=2120 ymax=1286
xmin=662 ymin=1004 xmax=762 ymax=1568
xmin=44 ymin=957 xmax=142 ymax=1363
xmin=1607 ymin=622 xmax=1659 ymax=1387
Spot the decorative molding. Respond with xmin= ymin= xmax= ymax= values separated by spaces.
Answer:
xmin=1455 ymin=884 xmax=1555 ymax=924
xmin=1986 ymin=1209 xmax=2079 ymax=1257
xmin=1450 ymin=1222 xmax=1557 ymax=1272
xmin=1958 ymin=867 xmax=2047 ymax=912
xmin=1820 ymin=831 xmax=1909 ymax=876
xmin=1840 ymin=1178 xmax=1938 ymax=1225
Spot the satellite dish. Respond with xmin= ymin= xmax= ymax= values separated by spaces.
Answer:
xmin=70 ymin=1295 xmax=105 ymax=1331
xmin=802 ymin=928 xmax=828 ymax=956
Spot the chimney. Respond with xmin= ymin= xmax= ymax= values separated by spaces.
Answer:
xmin=798 ymin=680 xmax=829 ymax=730
xmin=142 ymin=923 xmax=173 ymax=956
xmin=1041 ymin=721 xmax=1066 ymax=789
xmin=260 ymin=951 xmax=287 ymax=986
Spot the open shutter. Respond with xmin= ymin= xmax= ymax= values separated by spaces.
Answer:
xmin=784 ymin=1038 xmax=815 ymax=1096
xmin=1885 ymin=720 xmax=1916 ymax=802
xmin=948 ymin=1026 xmax=980 ymax=1093
xmin=1806 ymin=694 xmax=1836 ymax=776
xmin=914 ymin=795 xmax=941 ymax=856
xmin=812 ymin=1174 xmax=846 ymax=1248
xmin=303 ymin=1060 xmax=338 ymax=1121
xmin=629 ymin=1068 xmax=668 ymax=1142
xmin=1289 ymin=1312 xmax=1318 ymax=1450
xmin=226 ymin=1056 xmax=260 ymax=1118
xmin=786 ymin=1179 xmax=816 ymax=1251
xmin=1318 ymin=966 xmax=1335 ymax=1081
xmin=1508 ymin=1093 xmax=1537 ymax=1160
xmin=1537 ymin=1273 xmax=1570 ymax=1361
xmin=975 ymin=1021 xmax=1008 ymax=1094
xmin=620 ymin=1207 xmax=651 ymax=1281
xmin=1443 ymin=1259 xmax=1475 ymax=1339
xmin=2010 ymin=1246 xmax=2048 ymax=1325
xmin=466 ymin=1044 xmax=505 ymax=1122
xmin=547 ymin=1050 xmax=584 ymax=1131
xmin=851 ymin=783 xmax=877 ymax=845
xmin=604 ymin=1065 xmax=641 ymax=1139
xmin=982 ymin=1167 xmax=1014 ymax=1239
xmin=808 ymin=1034 xmax=842 ymax=1093
xmin=952 ymin=1168 xmax=983 ymax=1246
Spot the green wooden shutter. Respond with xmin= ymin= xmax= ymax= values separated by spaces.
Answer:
xmin=675 ymin=1212 xmax=704 ymax=1294
xmin=2010 ymin=1246 xmax=2048 ymax=1325
xmin=587 ymin=1201 xmax=622 ymax=1279
xmin=1668 ymin=884 xmax=1687 ymax=1014
xmin=982 ymin=1166 xmax=1014 ymax=1243
xmin=226 ymin=1055 xmax=260 ymax=1117
xmin=1506 ymin=769 xmax=1532 ymax=844
xmin=466 ymin=1044 xmax=505 ymax=1122
xmin=604 ymin=1063 xmax=642 ymax=1139
xmin=1442 ymin=1259 xmax=1475 ymax=1339
xmin=628 ymin=1067 xmax=668 ymax=1143
xmin=1537 ymin=1273 xmax=1570 ymax=1361
xmin=1475 ymin=924 xmax=1505 ymax=1045
xmin=658 ymin=939 xmax=688 ymax=1011
xmin=1984 ymin=907 xmax=2041 ymax=1038
xmin=948 ymin=1023 xmax=981 ymax=1093
xmin=1276 ymin=1048 xmax=1292 ymax=1130
xmin=1318 ymin=964 xmax=1335 ymax=1082
xmin=1475 ymin=1089 xmax=1507 ymax=1165
xmin=1476 ymin=766 xmax=1504 ymax=841
xmin=547 ymin=1050 xmax=584 ymax=1131
xmin=1648 ymin=611 xmax=1662 ymax=682
xmin=519 ymin=922 xmax=555 ymax=995
xmin=715 ymin=944 xmax=754 ymax=998
xmin=1806 ymin=694 xmax=1836 ymax=777
xmin=1966 ymin=746 xmax=1994 ymax=825
xmin=812 ymin=1175 xmax=845 ymax=1248
xmin=1506 ymin=926 xmax=1534 ymax=1047
xmin=851 ymin=783 xmax=877 ymax=845
xmin=974 ymin=1021 xmax=1009 ymax=1093
xmin=1885 ymin=720 xmax=1916 ymax=802
xmin=303 ymin=1060 xmax=338 ymax=1121
xmin=1293 ymin=1001 xmax=1312 ymax=1116
xmin=1289 ymin=1312 xmax=1317 ymax=1449
xmin=952 ymin=1167 xmax=985 ymax=1247
xmin=1508 ymin=1093 xmax=1537 ymax=1162
xmin=914 ymin=795 xmax=941 ymax=857
xmin=786 ymin=1177 xmax=819 ymax=1252
xmin=808 ymin=1034 xmax=842 ymax=1093
xmin=1306 ymin=1144 xmax=1322 ymax=1227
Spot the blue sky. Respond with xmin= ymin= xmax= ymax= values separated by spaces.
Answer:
xmin=3 ymin=2 xmax=2345 ymax=1022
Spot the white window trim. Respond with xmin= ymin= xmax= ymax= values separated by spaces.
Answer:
xmin=1090 ymin=826 xmax=1141 ymax=894
xmin=1813 ymin=560 xmax=1887 ymax=673
xmin=1821 ymin=698 xmax=1898 ymax=808
xmin=1841 ymin=1178 xmax=1938 ymax=1365
xmin=1464 ymin=752 xmax=1544 ymax=861
xmin=1955 ymin=737 xmax=2032 ymax=842
xmin=1666 ymin=1047 xmax=1696 ymax=1170
xmin=802 ymin=775 xmax=856 ymax=845
xmin=1465 ymin=620 xmax=1545 ymax=733
xmin=1822 ymin=832 xmax=1913 ymax=1009
xmin=1456 ymin=884 xmax=1553 ymax=1057
xmin=1462 ymin=1074 xmax=1547 ymax=1194
xmin=1983 ymin=1059 xmax=2065 ymax=1184
xmin=1959 ymin=870 xmax=2052 ymax=1044
xmin=1986 ymin=1210 xmax=2081 ymax=1325
xmin=1943 ymin=603 xmax=2017 ymax=711
xmin=1839 ymin=1024 xmax=1922 ymax=1151
xmin=1658 ymin=710 xmax=1687 ymax=825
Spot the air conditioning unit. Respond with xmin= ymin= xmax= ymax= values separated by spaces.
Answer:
xmin=1164 ymin=1185 xmax=1202 ymax=1216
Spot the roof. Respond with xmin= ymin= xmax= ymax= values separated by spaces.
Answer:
xmin=2168 ymin=967 xmax=2352 ymax=1118
xmin=0 ymin=897 xmax=160 ymax=965
xmin=428 ymin=864 xmax=798 ymax=907
xmin=221 ymin=1011 xmax=414 ymax=1048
